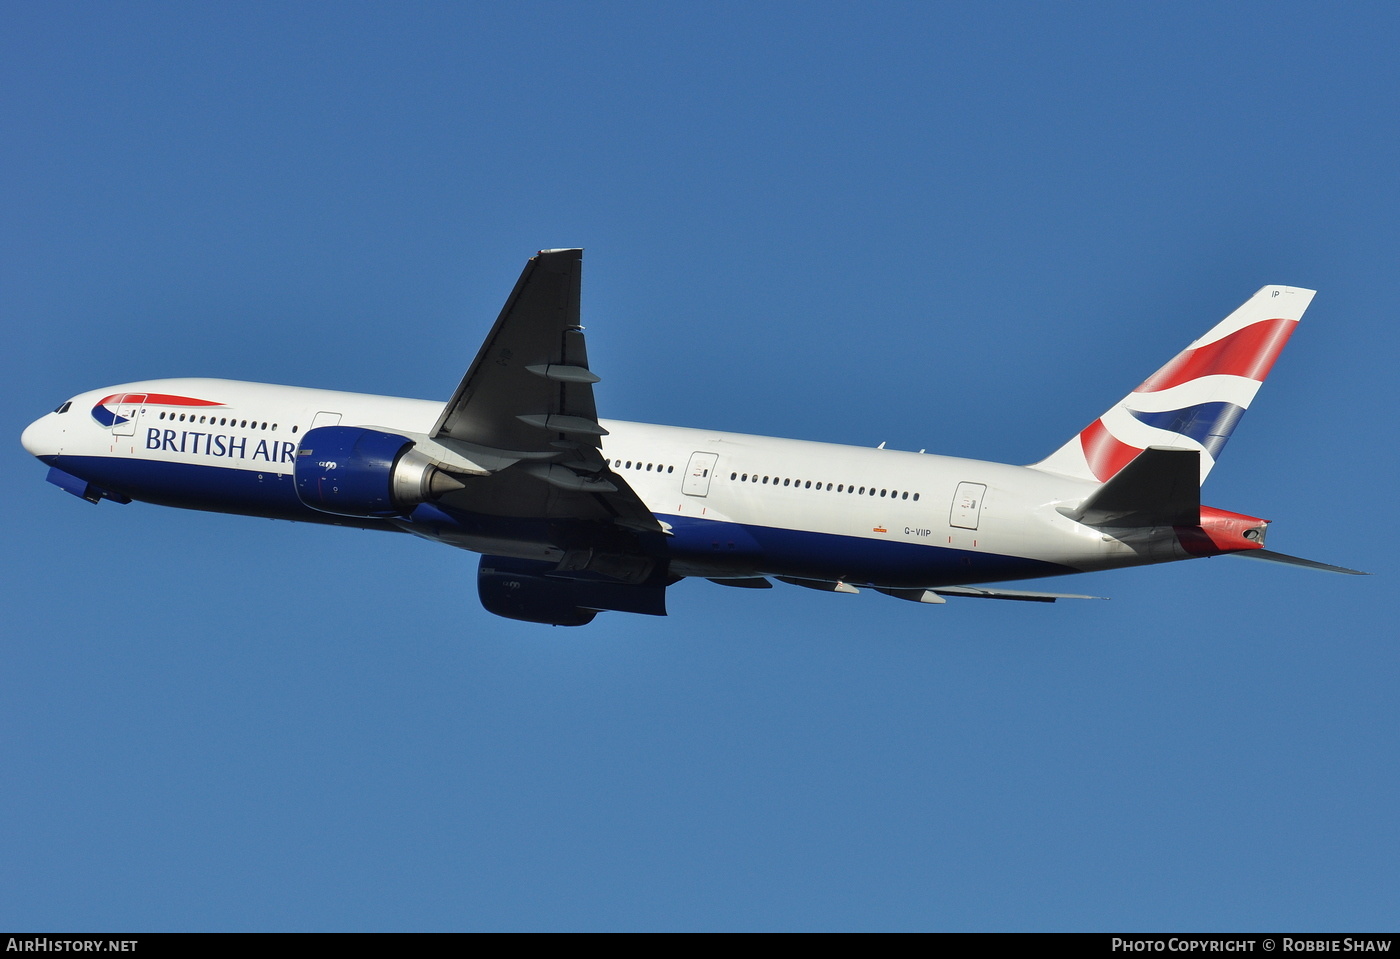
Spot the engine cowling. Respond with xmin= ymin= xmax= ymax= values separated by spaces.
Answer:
xmin=478 ymin=557 xmax=600 ymax=627
xmin=294 ymin=426 xmax=459 ymax=518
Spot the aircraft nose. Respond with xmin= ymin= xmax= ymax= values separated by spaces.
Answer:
xmin=21 ymin=414 xmax=55 ymax=458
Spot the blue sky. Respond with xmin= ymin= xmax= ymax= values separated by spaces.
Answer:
xmin=3 ymin=1 xmax=1396 ymax=931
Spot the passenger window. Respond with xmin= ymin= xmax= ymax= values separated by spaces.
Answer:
xmin=913 ymin=493 xmax=919 ymax=501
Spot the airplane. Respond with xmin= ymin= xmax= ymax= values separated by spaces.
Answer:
xmin=21 ymin=249 xmax=1364 ymax=625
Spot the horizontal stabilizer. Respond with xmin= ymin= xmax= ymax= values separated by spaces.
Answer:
xmin=1230 ymin=549 xmax=1368 ymax=575
xmin=1069 ymin=447 xmax=1200 ymax=527
xmin=708 ymin=577 xmax=773 ymax=589
xmin=931 ymin=586 xmax=1107 ymax=603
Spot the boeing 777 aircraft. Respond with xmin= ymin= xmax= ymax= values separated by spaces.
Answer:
xmin=21 ymin=249 xmax=1363 ymax=625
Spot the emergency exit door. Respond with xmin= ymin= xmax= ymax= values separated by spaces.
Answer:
xmin=682 ymin=452 xmax=719 ymax=496
xmin=950 ymin=482 xmax=987 ymax=530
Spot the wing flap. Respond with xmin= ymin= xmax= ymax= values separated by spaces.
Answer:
xmin=931 ymin=586 xmax=1107 ymax=602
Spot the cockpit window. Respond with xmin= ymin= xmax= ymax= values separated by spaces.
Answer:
xmin=53 ymin=401 xmax=71 ymax=414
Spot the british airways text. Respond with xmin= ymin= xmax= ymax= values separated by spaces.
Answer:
xmin=145 ymin=428 xmax=296 ymax=463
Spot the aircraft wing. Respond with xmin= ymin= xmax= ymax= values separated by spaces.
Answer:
xmin=425 ymin=249 xmax=662 ymax=536
xmin=433 ymin=249 xmax=598 ymax=454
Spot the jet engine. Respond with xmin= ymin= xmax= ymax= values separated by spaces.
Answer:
xmin=293 ymin=426 xmax=463 ymax=518
xmin=477 ymin=556 xmax=600 ymax=627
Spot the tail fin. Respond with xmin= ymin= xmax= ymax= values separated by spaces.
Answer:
xmin=1031 ymin=285 xmax=1316 ymax=485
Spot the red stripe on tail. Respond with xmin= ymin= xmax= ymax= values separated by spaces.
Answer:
xmin=1079 ymin=419 xmax=1141 ymax=482
xmin=1136 ymin=318 xmax=1296 ymax=393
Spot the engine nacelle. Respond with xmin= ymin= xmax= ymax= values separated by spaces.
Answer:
xmin=294 ymin=426 xmax=457 ymax=518
xmin=478 ymin=557 xmax=600 ymax=627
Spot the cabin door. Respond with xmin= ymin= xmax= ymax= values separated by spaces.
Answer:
xmin=682 ymin=452 xmax=719 ymax=497
xmin=111 ymin=393 xmax=147 ymax=437
xmin=950 ymin=482 xmax=987 ymax=530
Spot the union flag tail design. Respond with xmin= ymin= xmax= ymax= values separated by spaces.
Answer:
xmin=1031 ymin=285 xmax=1316 ymax=485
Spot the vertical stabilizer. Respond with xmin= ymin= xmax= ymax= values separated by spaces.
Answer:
xmin=1031 ymin=285 xmax=1315 ymax=485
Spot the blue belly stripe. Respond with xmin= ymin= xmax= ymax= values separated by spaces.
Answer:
xmin=46 ymin=455 xmax=391 ymax=529
xmin=660 ymin=514 xmax=1072 ymax=587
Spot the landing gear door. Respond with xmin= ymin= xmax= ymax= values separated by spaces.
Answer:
xmin=112 ymin=393 xmax=147 ymax=437
xmin=950 ymin=482 xmax=987 ymax=530
xmin=682 ymin=452 xmax=719 ymax=497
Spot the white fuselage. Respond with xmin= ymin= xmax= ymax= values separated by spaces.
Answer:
xmin=23 ymin=377 xmax=1194 ymax=589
